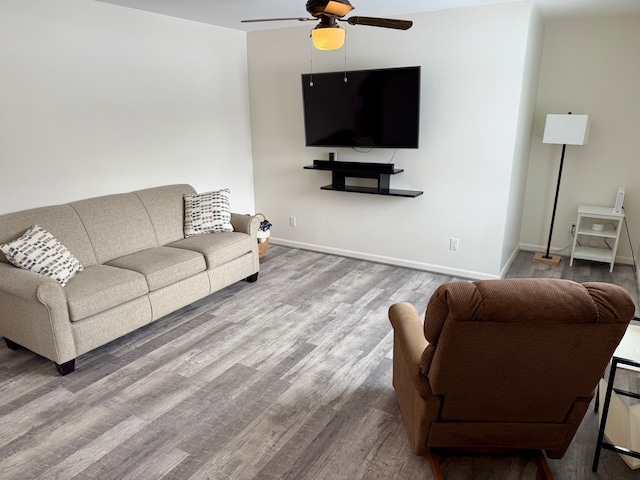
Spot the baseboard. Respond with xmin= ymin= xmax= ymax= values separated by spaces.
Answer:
xmin=519 ymin=243 xmax=636 ymax=266
xmin=269 ymin=237 xmax=500 ymax=280
xmin=499 ymin=245 xmax=521 ymax=279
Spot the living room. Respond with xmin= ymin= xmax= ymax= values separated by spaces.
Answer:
xmin=1 ymin=0 xmax=640 ymax=478
xmin=2 ymin=0 xmax=639 ymax=281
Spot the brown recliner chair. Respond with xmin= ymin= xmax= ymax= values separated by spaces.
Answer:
xmin=388 ymin=278 xmax=635 ymax=478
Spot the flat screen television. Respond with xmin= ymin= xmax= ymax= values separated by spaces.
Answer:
xmin=301 ymin=66 xmax=420 ymax=149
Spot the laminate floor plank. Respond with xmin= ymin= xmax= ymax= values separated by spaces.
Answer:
xmin=36 ymin=415 xmax=149 ymax=480
xmin=0 ymin=404 xmax=118 ymax=479
xmin=1 ymin=247 xmax=639 ymax=479
xmin=119 ymin=446 xmax=190 ymax=480
xmin=0 ymin=387 xmax=71 ymax=447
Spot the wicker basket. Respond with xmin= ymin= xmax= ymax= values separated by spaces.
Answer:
xmin=258 ymin=238 xmax=269 ymax=259
xmin=256 ymin=213 xmax=269 ymax=259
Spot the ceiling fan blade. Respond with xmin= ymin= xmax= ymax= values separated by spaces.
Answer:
xmin=324 ymin=1 xmax=355 ymax=17
xmin=346 ymin=16 xmax=413 ymax=30
xmin=241 ymin=17 xmax=315 ymax=23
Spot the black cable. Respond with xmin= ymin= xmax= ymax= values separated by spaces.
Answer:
xmin=622 ymin=207 xmax=639 ymax=295
xmin=388 ymin=148 xmax=397 ymax=164
xmin=624 ymin=216 xmax=636 ymax=270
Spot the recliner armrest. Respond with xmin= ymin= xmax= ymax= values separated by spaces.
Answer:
xmin=389 ymin=302 xmax=441 ymax=455
xmin=389 ymin=302 xmax=428 ymax=371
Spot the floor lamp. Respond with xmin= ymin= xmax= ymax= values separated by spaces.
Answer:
xmin=533 ymin=112 xmax=590 ymax=266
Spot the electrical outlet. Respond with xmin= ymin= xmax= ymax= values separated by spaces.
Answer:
xmin=289 ymin=216 xmax=297 ymax=227
xmin=449 ymin=237 xmax=459 ymax=251
xmin=570 ymin=223 xmax=576 ymax=235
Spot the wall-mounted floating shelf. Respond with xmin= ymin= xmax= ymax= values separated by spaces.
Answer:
xmin=303 ymin=160 xmax=423 ymax=198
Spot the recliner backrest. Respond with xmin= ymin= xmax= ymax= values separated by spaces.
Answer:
xmin=420 ymin=278 xmax=634 ymax=423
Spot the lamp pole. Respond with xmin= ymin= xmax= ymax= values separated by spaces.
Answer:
xmin=534 ymin=111 xmax=589 ymax=267
xmin=543 ymin=142 xmax=567 ymax=259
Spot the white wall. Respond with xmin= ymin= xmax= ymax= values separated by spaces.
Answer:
xmin=249 ymin=2 xmax=533 ymax=279
xmin=521 ymin=15 xmax=640 ymax=265
xmin=500 ymin=6 xmax=545 ymax=273
xmin=0 ymin=0 xmax=255 ymax=215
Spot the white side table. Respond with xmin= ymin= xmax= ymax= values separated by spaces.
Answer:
xmin=570 ymin=205 xmax=624 ymax=273
xmin=592 ymin=324 xmax=640 ymax=471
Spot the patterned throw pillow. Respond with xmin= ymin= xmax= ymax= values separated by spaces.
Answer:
xmin=183 ymin=189 xmax=234 ymax=237
xmin=0 ymin=225 xmax=84 ymax=287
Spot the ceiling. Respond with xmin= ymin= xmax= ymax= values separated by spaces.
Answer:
xmin=94 ymin=0 xmax=640 ymax=32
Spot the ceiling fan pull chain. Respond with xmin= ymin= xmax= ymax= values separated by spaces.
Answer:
xmin=343 ymin=33 xmax=348 ymax=83
xmin=309 ymin=40 xmax=314 ymax=87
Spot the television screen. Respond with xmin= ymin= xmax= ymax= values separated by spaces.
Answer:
xmin=301 ymin=66 xmax=420 ymax=149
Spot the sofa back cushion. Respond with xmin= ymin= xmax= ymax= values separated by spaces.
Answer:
xmin=70 ymin=193 xmax=157 ymax=264
xmin=0 ymin=204 xmax=98 ymax=267
xmin=133 ymin=184 xmax=196 ymax=246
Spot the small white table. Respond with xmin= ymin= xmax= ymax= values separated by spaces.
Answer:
xmin=570 ymin=205 xmax=625 ymax=273
xmin=592 ymin=324 xmax=640 ymax=471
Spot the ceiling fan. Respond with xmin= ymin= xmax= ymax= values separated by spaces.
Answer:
xmin=242 ymin=0 xmax=413 ymax=51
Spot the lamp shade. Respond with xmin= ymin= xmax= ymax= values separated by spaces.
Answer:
xmin=311 ymin=26 xmax=345 ymax=50
xmin=543 ymin=114 xmax=591 ymax=145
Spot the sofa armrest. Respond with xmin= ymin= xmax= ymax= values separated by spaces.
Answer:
xmin=0 ymin=262 xmax=58 ymax=300
xmin=388 ymin=302 xmax=441 ymax=455
xmin=231 ymin=213 xmax=259 ymax=237
xmin=0 ymin=262 xmax=76 ymax=364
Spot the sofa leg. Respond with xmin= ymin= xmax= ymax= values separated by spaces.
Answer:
xmin=55 ymin=359 xmax=76 ymax=376
xmin=246 ymin=273 xmax=259 ymax=283
xmin=4 ymin=338 xmax=22 ymax=350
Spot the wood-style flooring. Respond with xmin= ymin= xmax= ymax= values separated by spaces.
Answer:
xmin=0 ymin=247 xmax=638 ymax=479
xmin=507 ymin=249 xmax=640 ymax=315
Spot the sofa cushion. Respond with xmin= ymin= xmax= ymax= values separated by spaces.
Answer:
xmin=169 ymin=232 xmax=253 ymax=269
xmin=65 ymin=265 xmax=149 ymax=321
xmin=0 ymin=204 xmax=97 ymax=267
xmin=0 ymin=225 xmax=84 ymax=287
xmin=134 ymin=184 xmax=196 ymax=246
xmin=106 ymin=247 xmax=206 ymax=291
xmin=183 ymin=189 xmax=234 ymax=237
xmin=70 ymin=193 xmax=158 ymax=264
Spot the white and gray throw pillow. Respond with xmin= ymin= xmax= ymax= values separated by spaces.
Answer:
xmin=0 ymin=225 xmax=84 ymax=286
xmin=183 ymin=189 xmax=234 ymax=237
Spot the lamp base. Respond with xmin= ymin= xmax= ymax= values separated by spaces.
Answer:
xmin=532 ymin=252 xmax=562 ymax=266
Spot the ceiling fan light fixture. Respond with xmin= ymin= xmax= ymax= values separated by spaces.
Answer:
xmin=311 ymin=25 xmax=345 ymax=50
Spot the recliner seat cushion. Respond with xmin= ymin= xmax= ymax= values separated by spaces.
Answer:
xmin=106 ymin=247 xmax=206 ymax=291
xmin=65 ymin=265 xmax=149 ymax=321
xmin=168 ymin=232 xmax=252 ymax=269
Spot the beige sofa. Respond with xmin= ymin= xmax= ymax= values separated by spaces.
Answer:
xmin=0 ymin=184 xmax=260 ymax=375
